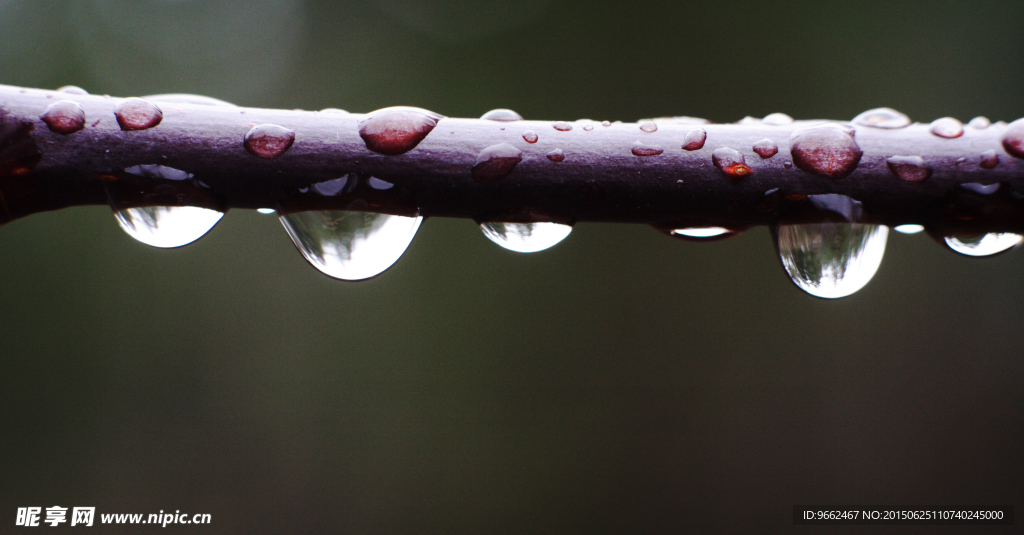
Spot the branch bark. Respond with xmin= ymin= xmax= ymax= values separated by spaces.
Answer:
xmin=2 ymin=83 xmax=1023 ymax=236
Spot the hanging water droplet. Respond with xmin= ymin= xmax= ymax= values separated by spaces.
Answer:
xmin=257 ymin=208 xmax=276 ymax=214
xmin=368 ymin=177 xmax=394 ymax=190
xmin=472 ymin=143 xmax=522 ymax=183
xmin=712 ymin=147 xmax=750 ymax=181
xmin=639 ymin=121 xmax=658 ymax=133
xmin=944 ymin=233 xmax=1023 ymax=257
xmin=546 ymin=148 xmax=565 ymax=162
xmin=312 ymin=176 xmax=351 ymax=196
xmin=886 ymin=155 xmax=931 ymax=182
xmin=57 ymin=85 xmax=88 ymax=95
xmin=980 ymin=150 xmax=999 ymax=169
xmin=894 ymin=224 xmax=924 ymax=234
xmin=480 ymin=108 xmax=523 ymax=121
xmin=929 ymin=117 xmax=964 ymax=139
xmin=143 ymin=94 xmax=236 ymax=107
xmin=114 ymin=98 xmax=163 ymax=131
xmin=968 ymin=116 xmax=991 ymax=129
xmin=479 ymin=222 xmax=572 ymax=253
xmin=959 ymin=182 xmax=1000 ymax=195
xmin=279 ymin=210 xmax=422 ymax=280
xmin=631 ymin=141 xmax=664 ymax=157
xmin=790 ymin=125 xmax=863 ymax=178
xmin=808 ymin=193 xmax=863 ymax=221
xmin=762 ymin=113 xmax=794 ymax=125
xmin=114 ymin=206 xmax=224 ymax=248
xmin=522 ymin=130 xmax=538 ymax=143
xmin=682 ymin=128 xmax=707 ymax=151
xmin=1001 ymin=118 xmax=1024 ymax=159
xmin=244 ymin=124 xmax=295 ymax=159
xmin=552 ymin=121 xmax=572 ymax=131
xmin=851 ymin=107 xmax=911 ymax=129
xmin=124 ymin=164 xmax=193 ymax=181
xmin=41 ymin=100 xmax=86 ymax=135
xmin=752 ymin=138 xmax=778 ymax=158
xmin=668 ymin=227 xmax=741 ymax=241
xmin=358 ymin=106 xmax=442 ymax=155
xmin=775 ymin=223 xmax=889 ymax=299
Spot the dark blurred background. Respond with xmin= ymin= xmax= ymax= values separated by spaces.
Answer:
xmin=2 ymin=0 xmax=1023 ymax=533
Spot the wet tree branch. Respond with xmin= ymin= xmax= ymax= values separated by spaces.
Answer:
xmin=2 ymin=83 xmax=1023 ymax=236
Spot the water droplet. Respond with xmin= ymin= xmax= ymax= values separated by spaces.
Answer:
xmin=762 ymin=113 xmax=794 ymax=125
xmin=929 ymin=117 xmax=964 ymax=139
xmin=681 ymin=128 xmax=706 ymax=151
xmin=358 ymin=106 xmax=442 ymax=156
xmin=124 ymin=164 xmax=193 ymax=181
xmin=601 ymin=121 xmax=611 ymax=127
xmin=944 ymin=233 xmax=1023 ymax=257
xmin=711 ymin=147 xmax=751 ymax=181
xmin=639 ymin=121 xmax=658 ymax=133
xmin=675 ymin=179 xmax=685 ymax=189
xmin=752 ymin=138 xmax=778 ymax=158
xmin=279 ymin=210 xmax=423 ymax=280
xmin=472 ymin=143 xmax=522 ymax=183
xmin=244 ymin=124 xmax=295 ymax=159
xmin=312 ymin=176 xmax=351 ymax=196
xmin=1001 ymin=118 xmax=1024 ymax=159
xmin=631 ymin=141 xmax=664 ymax=157
xmin=583 ymin=124 xmax=594 ymax=131
xmin=144 ymin=94 xmax=236 ymax=107
xmin=40 ymin=100 xmax=86 ymax=135
xmin=522 ymin=130 xmax=538 ymax=143
xmin=546 ymin=148 xmax=565 ymax=162
xmin=114 ymin=98 xmax=163 ymax=131
xmin=790 ymin=125 xmax=862 ymax=178
xmin=480 ymin=222 xmax=572 ymax=253
xmin=851 ymin=107 xmax=911 ymax=129
xmin=959 ymin=182 xmax=1000 ymax=195
xmin=668 ymin=227 xmax=741 ymax=241
xmin=980 ymin=150 xmax=999 ymax=169
xmin=114 ymin=206 xmax=224 ymax=248
xmin=319 ymin=108 xmax=348 ymax=114
xmin=894 ymin=224 xmax=924 ymax=234
xmin=480 ymin=108 xmax=522 ymax=121
xmin=775 ymin=223 xmax=889 ymax=299
xmin=968 ymin=116 xmax=991 ymax=129
xmin=955 ymin=157 xmax=967 ymax=165
xmin=808 ymin=193 xmax=863 ymax=221
xmin=738 ymin=116 xmax=761 ymax=125
xmin=552 ymin=121 xmax=572 ymax=131
xmin=56 ymin=85 xmax=88 ymax=95
xmin=886 ymin=155 xmax=931 ymax=182
xmin=783 ymin=161 xmax=793 ymax=169
xmin=368 ymin=177 xmax=394 ymax=190
xmin=257 ymin=208 xmax=276 ymax=214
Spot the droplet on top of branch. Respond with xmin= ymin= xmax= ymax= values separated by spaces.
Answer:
xmin=358 ymin=106 xmax=443 ymax=155
xmin=41 ymin=100 xmax=86 ymax=135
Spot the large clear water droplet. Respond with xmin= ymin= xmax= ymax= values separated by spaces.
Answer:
xmin=479 ymin=222 xmax=572 ymax=253
xmin=114 ymin=206 xmax=224 ymax=248
xmin=279 ymin=211 xmax=423 ymax=280
xmin=944 ymin=233 xmax=1023 ymax=257
xmin=775 ymin=223 xmax=889 ymax=299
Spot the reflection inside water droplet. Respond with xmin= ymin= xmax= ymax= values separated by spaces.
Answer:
xmin=280 ymin=211 xmax=423 ymax=280
xmin=775 ymin=223 xmax=889 ymax=299
xmin=894 ymin=224 xmax=924 ymax=234
xmin=114 ymin=206 xmax=224 ymax=248
xmin=944 ymin=233 xmax=1023 ymax=257
xmin=672 ymin=227 xmax=731 ymax=238
xmin=257 ymin=208 xmax=276 ymax=214
xmin=479 ymin=222 xmax=572 ymax=253
xmin=312 ymin=176 xmax=350 ymax=196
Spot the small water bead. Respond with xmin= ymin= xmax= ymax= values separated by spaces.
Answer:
xmin=522 ymin=130 xmax=538 ymax=143
xmin=1001 ymin=118 xmax=1024 ymax=159
xmin=244 ymin=124 xmax=295 ymax=159
xmin=631 ymin=141 xmax=663 ymax=157
xmin=783 ymin=161 xmax=793 ymax=168
xmin=583 ymin=124 xmax=594 ymax=131
xmin=752 ymin=138 xmax=778 ymax=158
xmin=479 ymin=222 xmax=572 ymax=253
xmin=738 ymin=116 xmax=761 ymax=125
xmin=790 ymin=125 xmax=862 ymax=178
xmin=56 ymin=85 xmax=88 ymax=95
xmin=257 ymin=208 xmax=276 ymax=214
xmin=358 ymin=106 xmax=442 ymax=156
xmin=41 ymin=100 xmax=86 ymax=135
xmin=124 ymin=164 xmax=193 ymax=181
xmin=894 ymin=224 xmax=925 ymax=234
xmin=280 ymin=210 xmax=423 ymax=280
xmin=601 ymin=121 xmax=611 ymax=127
xmin=944 ymin=233 xmax=1023 ymax=257
xmin=546 ymin=148 xmax=565 ymax=162
xmin=775 ymin=223 xmax=889 ymax=299
xmin=639 ymin=121 xmax=658 ymax=133
xmin=762 ymin=113 xmax=794 ymax=126
xmin=980 ymin=150 xmax=999 ymax=169
xmin=851 ymin=107 xmax=911 ymax=129
xmin=480 ymin=108 xmax=523 ymax=121
xmin=368 ymin=177 xmax=394 ymax=190
xmin=681 ymin=128 xmax=706 ymax=150
xmin=144 ymin=94 xmax=236 ymax=107
xmin=552 ymin=121 xmax=572 ymax=131
xmin=319 ymin=108 xmax=348 ymax=114
xmin=114 ymin=98 xmax=163 ymax=131
xmin=886 ymin=156 xmax=931 ymax=182
xmin=960 ymin=182 xmax=1000 ymax=195
xmin=472 ymin=143 xmax=522 ymax=183
xmin=929 ymin=117 xmax=964 ymax=139
xmin=114 ymin=206 xmax=224 ymax=248
xmin=711 ymin=147 xmax=750 ymax=181
xmin=968 ymin=116 xmax=991 ymax=129
xmin=312 ymin=176 xmax=351 ymax=196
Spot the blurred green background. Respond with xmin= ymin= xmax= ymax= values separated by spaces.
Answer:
xmin=2 ymin=0 xmax=1023 ymax=532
